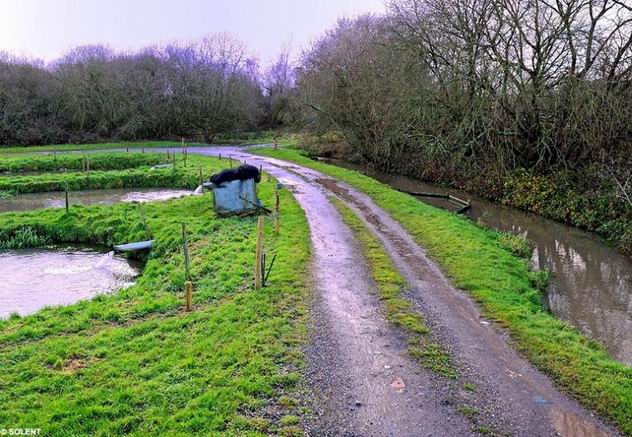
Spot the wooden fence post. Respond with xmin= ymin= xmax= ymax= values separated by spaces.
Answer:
xmin=65 ymin=190 xmax=69 ymax=214
xmin=274 ymin=190 xmax=280 ymax=236
xmin=185 ymin=281 xmax=193 ymax=312
xmin=182 ymin=222 xmax=193 ymax=311
xmin=254 ymin=215 xmax=264 ymax=290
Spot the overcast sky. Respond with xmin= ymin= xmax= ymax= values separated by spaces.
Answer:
xmin=0 ymin=0 xmax=386 ymax=64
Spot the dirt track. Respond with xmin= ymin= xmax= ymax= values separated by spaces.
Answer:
xmin=181 ymin=146 xmax=617 ymax=436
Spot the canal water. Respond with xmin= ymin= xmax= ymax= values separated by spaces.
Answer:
xmin=323 ymin=159 xmax=632 ymax=365
xmin=0 ymin=247 xmax=140 ymax=318
xmin=0 ymin=188 xmax=192 ymax=213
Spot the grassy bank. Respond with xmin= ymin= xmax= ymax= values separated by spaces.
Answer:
xmin=0 ymin=167 xmax=200 ymax=195
xmin=253 ymin=147 xmax=632 ymax=435
xmin=492 ymin=169 xmax=632 ymax=255
xmin=0 ymin=152 xmax=171 ymax=174
xmin=0 ymin=154 xmax=311 ymax=435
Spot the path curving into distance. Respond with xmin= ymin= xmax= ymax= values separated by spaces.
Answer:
xmin=158 ymin=146 xmax=618 ymax=436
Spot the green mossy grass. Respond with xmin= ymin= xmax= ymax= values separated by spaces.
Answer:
xmin=0 ymin=167 xmax=198 ymax=195
xmin=0 ymin=152 xmax=310 ymax=435
xmin=0 ymin=152 xmax=171 ymax=174
xmin=254 ymin=147 xmax=632 ymax=435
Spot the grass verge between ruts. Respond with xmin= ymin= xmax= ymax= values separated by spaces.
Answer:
xmin=253 ymin=147 xmax=632 ymax=435
xmin=0 ymin=154 xmax=311 ymax=435
xmin=332 ymin=198 xmax=456 ymax=378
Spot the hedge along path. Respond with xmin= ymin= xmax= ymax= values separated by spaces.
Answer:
xmin=0 ymin=155 xmax=312 ymax=435
xmin=183 ymin=146 xmax=624 ymax=436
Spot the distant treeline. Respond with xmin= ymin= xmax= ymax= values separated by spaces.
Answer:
xmin=0 ymin=34 xmax=295 ymax=146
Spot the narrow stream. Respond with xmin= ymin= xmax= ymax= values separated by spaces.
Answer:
xmin=323 ymin=159 xmax=632 ymax=365
xmin=0 ymin=247 xmax=140 ymax=318
xmin=0 ymin=188 xmax=192 ymax=213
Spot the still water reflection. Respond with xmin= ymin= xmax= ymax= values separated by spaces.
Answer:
xmin=0 ymin=247 xmax=139 ymax=318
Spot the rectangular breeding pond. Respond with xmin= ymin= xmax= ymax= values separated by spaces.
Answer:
xmin=0 ymin=188 xmax=192 ymax=213
xmin=0 ymin=247 xmax=140 ymax=318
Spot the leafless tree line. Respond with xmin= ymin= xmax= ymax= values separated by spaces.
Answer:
xmin=297 ymin=0 xmax=632 ymax=186
xmin=0 ymin=34 xmax=294 ymax=146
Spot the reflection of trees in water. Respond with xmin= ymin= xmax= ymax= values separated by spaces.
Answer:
xmin=473 ymin=201 xmax=632 ymax=363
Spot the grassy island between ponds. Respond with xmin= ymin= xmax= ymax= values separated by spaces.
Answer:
xmin=253 ymin=146 xmax=632 ymax=435
xmin=0 ymin=152 xmax=172 ymax=174
xmin=0 ymin=153 xmax=310 ymax=436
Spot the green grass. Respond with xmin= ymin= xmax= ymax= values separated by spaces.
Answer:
xmin=0 ymin=167 xmax=198 ymax=195
xmin=0 ymin=152 xmax=171 ymax=173
xmin=253 ymin=147 xmax=632 ymax=435
xmin=333 ymin=198 xmax=456 ymax=378
xmin=0 ymin=152 xmax=311 ymax=435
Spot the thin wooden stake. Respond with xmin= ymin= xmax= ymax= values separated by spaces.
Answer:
xmin=274 ymin=190 xmax=280 ymax=236
xmin=182 ymin=223 xmax=190 ymax=277
xmin=185 ymin=281 xmax=193 ymax=312
xmin=65 ymin=190 xmax=69 ymax=213
xmin=229 ymin=156 xmax=233 ymax=169
xmin=254 ymin=215 xmax=264 ymax=290
xmin=181 ymin=222 xmax=192 ymax=311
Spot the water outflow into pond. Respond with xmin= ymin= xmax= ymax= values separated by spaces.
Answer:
xmin=0 ymin=247 xmax=140 ymax=318
xmin=322 ymin=158 xmax=632 ymax=365
xmin=0 ymin=188 xmax=192 ymax=213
